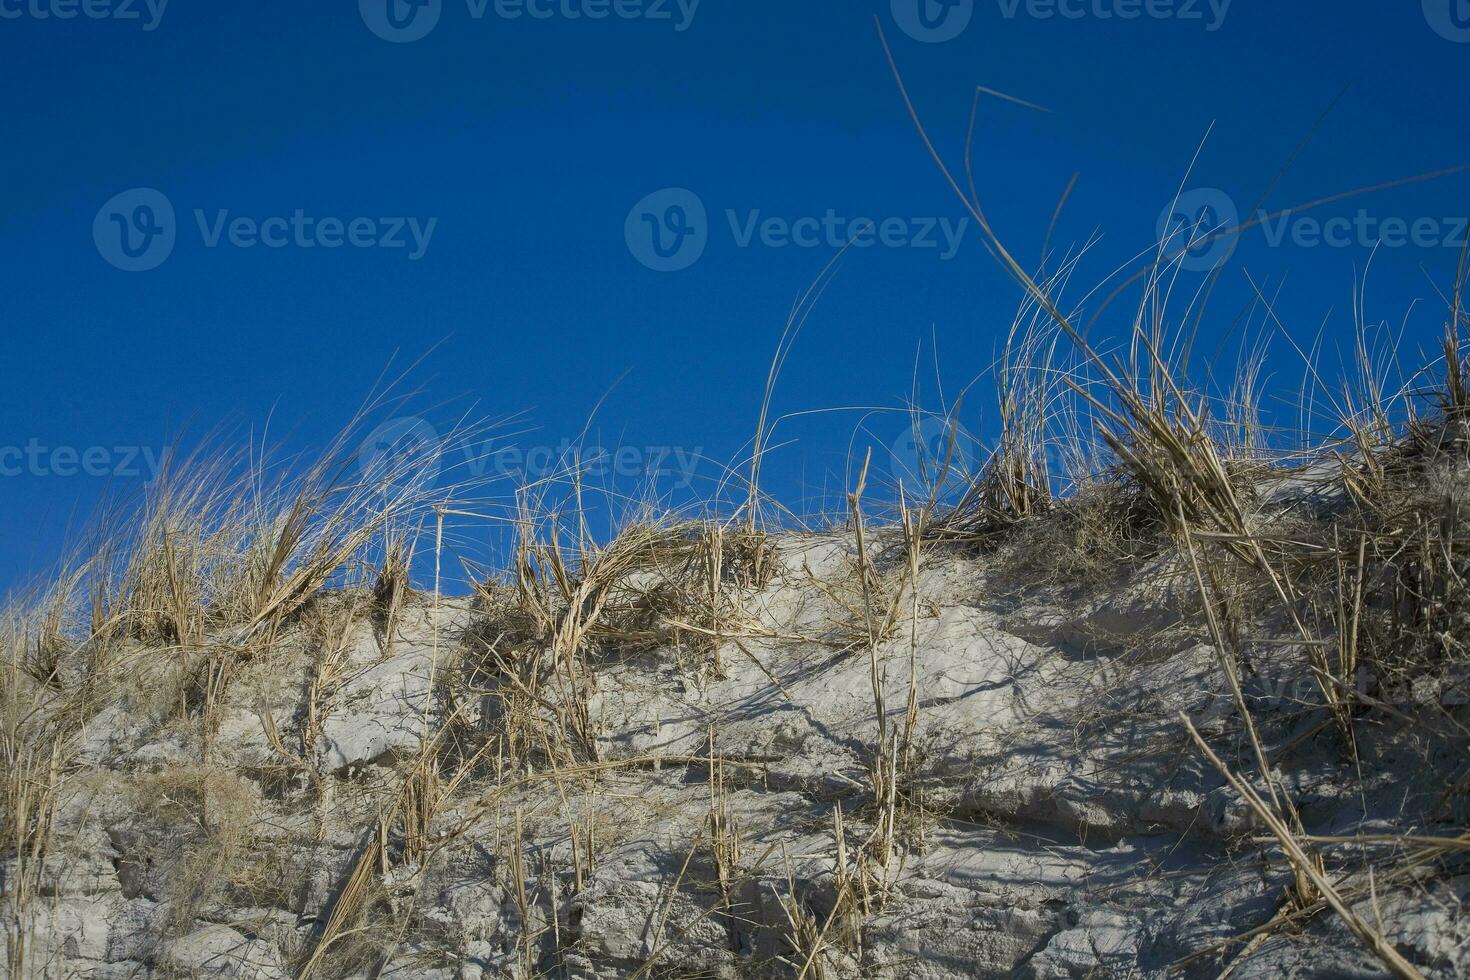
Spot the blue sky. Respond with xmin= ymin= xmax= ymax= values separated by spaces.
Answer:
xmin=1 ymin=0 xmax=1468 ymax=594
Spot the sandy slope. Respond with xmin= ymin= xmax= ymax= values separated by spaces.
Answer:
xmin=5 ymin=521 xmax=1469 ymax=979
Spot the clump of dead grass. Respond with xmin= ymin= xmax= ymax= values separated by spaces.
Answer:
xmin=7 ymin=147 xmax=1470 ymax=980
xmin=1 ymin=617 xmax=66 ymax=979
xmin=123 ymin=765 xmax=264 ymax=935
xmin=874 ymin=37 xmax=1470 ymax=972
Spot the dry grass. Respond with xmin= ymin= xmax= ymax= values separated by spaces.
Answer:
xmin=871 ymin=31 xmax=1470 ymax=970
xmin=9 ymin=321 xmax=1470 ymax=980
xmin=106 ymin=763 xmax=295 ymax=956
xmin=1 ymin=659 xmax=63 ymax=978
xmin=5 ymin=171 xmax=1470 ymax=980
xmin=927 ymin=265 xmax=1089 ymax=545
xmin=373 ymin=531 xmax=415 ymax=656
